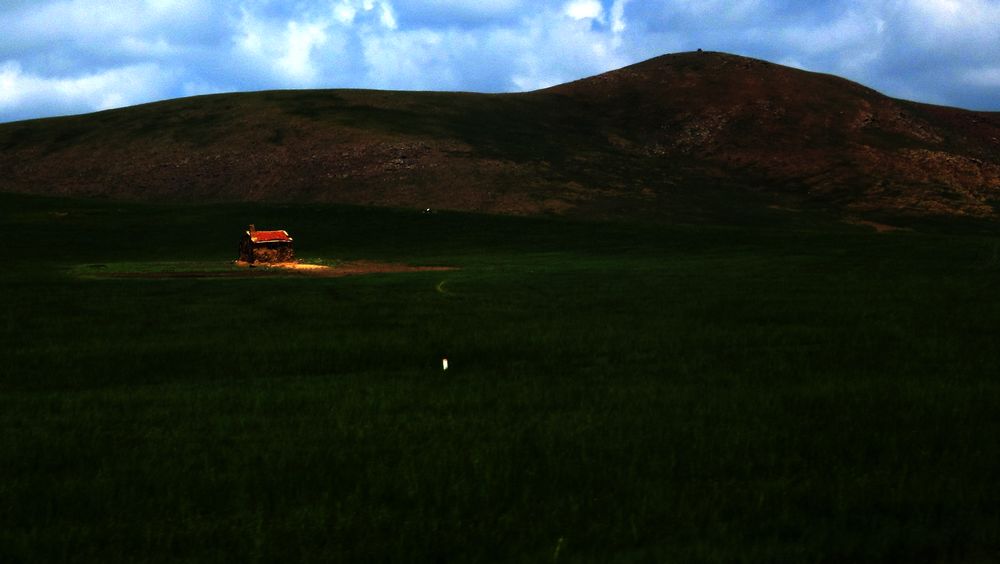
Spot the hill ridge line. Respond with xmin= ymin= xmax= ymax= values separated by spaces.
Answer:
xmin=2 ymin=51 xmax=999 ymax=222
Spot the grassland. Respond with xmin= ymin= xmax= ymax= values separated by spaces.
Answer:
xmin=2 ymin=193 xmax=1000 ymax=562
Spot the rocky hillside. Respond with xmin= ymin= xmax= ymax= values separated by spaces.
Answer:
xmin=2 ymin=51 xmax=999 ymax=221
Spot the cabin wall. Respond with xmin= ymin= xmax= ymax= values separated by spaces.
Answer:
xmin=250 ymin=243 xmax=294 ymax=264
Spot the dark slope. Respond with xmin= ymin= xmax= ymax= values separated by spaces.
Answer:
xmin=2 ymin=51 xmax=999 ymax=221
xmin=548 ymin=52 xmax=1000 ymax=217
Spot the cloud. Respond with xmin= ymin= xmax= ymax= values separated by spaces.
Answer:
xmin=390 ymin=0 xmax=528 ymax=28
xmin=504 ymin=6 xmax=633 ymax=90
xmin=233 ymin=9 xmax=335 ymax=87
xmin=0 ymin=61 xmax=175 ymax=121
xmin=610 ymin=0 xmax=629 ymax=33
xmin=379 ymin=2 xmax=398 ymax=29
xmin=362 ymin=29 xmax=468 ymax=90
xmin=1 ymin=0 xmax=999 ymax=122
xmin=564 ymin=0 xmax=604 ymax=22
xmin=278 ymin=20 xmax=331 ymax=84
xmin=230 ymin=0 xmax=403 ymax=88
xmin=2 ymin=0 xmax=222 ymax=54
xmin=962 ymin=66 xmax=1000 ymax=87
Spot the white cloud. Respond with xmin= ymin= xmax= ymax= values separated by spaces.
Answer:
xmin=668 ymin=0 xmax=764 ymax=23
xmin=278 ymin=21 xmax=330 ymax=84
xmin=7 ymin=0 xmax=218 ymax=44
xmin=231 ymin=0 xmax=406 ymax=88
xmin=893 ymin=0 xmax=1000 ymax=49
xmin=120 ymin=36 xmax=180 ymax=58
xmin=779 ymin=10 xmax=883 ymax=56
xmin=0 ymin=60 xmax=174 ymax=121
xmin=503 ymin=6 xmax=632 ymax=91
xmin=233 ymin=9 xmax=336 ymax=87
xmin=333 ymin=1 xmax=358 ymax=24
xmin=362 ymin=29 xmax=466 ymax=89
xmin=962 ymin=66 xmax=1000 ymax=87
xmin=610 ymin=0 xmax=629 ymax=33
xmin=564 ymin=0 xmax=603 ymax=21
xmin=181 ymin=80 xmax=226 ymax=98
xmin=390 ymin=0 xmax=528 ymax=28
xmin=379 ymin=2 xmax=398 ymax=29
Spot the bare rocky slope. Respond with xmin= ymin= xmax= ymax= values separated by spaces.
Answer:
xmin=2 ymin=51 xmax=999 ymax=221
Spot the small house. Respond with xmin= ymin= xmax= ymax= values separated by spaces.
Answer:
xmin=239 ymin=224 xmax=294 ymax=264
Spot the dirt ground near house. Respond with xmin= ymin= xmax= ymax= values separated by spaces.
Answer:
xmin=264 ymin=260 xmax=456 ymax=277
xmin=107 ymin=261 xmax=456 ymax=279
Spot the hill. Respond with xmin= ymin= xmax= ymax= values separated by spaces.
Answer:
xmin=2 ymin=51 xmax=999 ymax=221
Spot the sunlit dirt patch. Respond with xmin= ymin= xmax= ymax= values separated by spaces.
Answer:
xmin=89 ymin=260 xmax=455 ymax=279
xmin=314 ymin=260 xmax=455 ymax=277
xmin=233 ymin=260 xmax=330 ymax=271
xmin=279 ymin=262 xmax=330 ymax=271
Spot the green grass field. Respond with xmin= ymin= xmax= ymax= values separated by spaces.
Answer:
xmin=3 ymin=193 xmax=1000 ymax=562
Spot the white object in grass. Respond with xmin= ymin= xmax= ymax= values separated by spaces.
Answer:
xmin=442 ymin=358 xmax=449 ymax=371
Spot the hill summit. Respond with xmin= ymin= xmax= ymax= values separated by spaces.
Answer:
xmin=2 ymin=51 xmax=999 ymax=221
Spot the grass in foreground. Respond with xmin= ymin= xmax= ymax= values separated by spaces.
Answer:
xmin=2 ymin=194 xmax=1000 ymax=562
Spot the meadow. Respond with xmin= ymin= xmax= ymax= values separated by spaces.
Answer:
xmin=2 ymin=193 xmax=1000 ymax=562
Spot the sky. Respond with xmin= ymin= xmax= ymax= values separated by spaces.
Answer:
xmin=2 ymin=0 xmax=999 ymax=123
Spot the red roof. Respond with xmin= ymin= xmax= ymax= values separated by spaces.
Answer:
xmin=249 ymin=230 xmax=292 ymax=243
